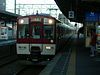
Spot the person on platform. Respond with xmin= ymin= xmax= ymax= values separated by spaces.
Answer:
xmin=90 ymin=29 xmax=97 ymax=57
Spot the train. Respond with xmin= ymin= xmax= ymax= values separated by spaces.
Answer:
xmin=16 ymin=14 xmax=75 ymax=61
xmin=0 ymin=26 xmax=16 ymax=40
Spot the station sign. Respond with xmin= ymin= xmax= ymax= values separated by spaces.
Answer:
xmin=68 ymin=11 xmax=74 ymax=18
xmin=31 ymin=17 xmax=41 ymax=22
xmin=85 ymin=12 xmax=99 ymax=22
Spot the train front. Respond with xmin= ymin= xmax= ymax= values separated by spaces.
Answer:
xmin=16 ymin=15 xmax=56 ymax=61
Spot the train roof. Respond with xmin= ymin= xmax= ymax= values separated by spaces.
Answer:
xmin=18 ymin=14 xmax=61 ymax=23
xmin=18 ymin=14 xmax=53 ymax=18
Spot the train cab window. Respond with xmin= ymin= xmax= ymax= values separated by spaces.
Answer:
xmin=18 ymin=24 xmax=29 ymax=38
xmin=44 ymin=25 xmax=54 ymax=39
xmin=32 ymin=25 xmax=41 ymax=39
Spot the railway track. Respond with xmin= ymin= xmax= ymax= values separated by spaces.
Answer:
xmin=0 ymin=60 xmax=26 ymax=75
xmin=0 ymin=55 xmax=18 ymax=67
xmin=0 ymin=36 xmax=73 ymax=75
xmin=16 ymin=65 xmax=46 ymax=75
xmin=0 ymin=56 xmax=48 ymax=75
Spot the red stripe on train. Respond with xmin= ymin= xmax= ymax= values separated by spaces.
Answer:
xmin=17 ymin=38 xmax=55 ymax=44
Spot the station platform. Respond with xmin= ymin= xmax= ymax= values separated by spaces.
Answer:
xmin=39 ymin=34 xmax=100 ymax=75
xmin=0 ymin=39 xmax=16 ymax=46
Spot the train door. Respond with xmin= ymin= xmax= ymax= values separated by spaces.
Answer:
xmin=30 ymin=22 xmax=43 ymax=57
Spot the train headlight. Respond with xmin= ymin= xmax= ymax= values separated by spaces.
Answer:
xmin=49 ymin=19 xmax=54 ymax=24
xmin=45 ymin=46 xmax=51 ymax=50
xmin=50 ymin=40 xmax=54 ymax=43
xmin=45 ymin=46 xmax=54 ymax=50
xmin=19 ymin=19 xmax=24 ymax=24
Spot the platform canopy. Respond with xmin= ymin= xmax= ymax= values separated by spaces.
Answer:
xmin=0 ymin=10 xmax=20 ymax=21
xmin=54 ymin=0 xmax=100 ymax=23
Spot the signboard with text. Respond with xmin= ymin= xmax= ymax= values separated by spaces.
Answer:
xmin=68 ymin=11 xmax=74 ymax=18
xmin=85 ymin=12 xmax=99 ymax=22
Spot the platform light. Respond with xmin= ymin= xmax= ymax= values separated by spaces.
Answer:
xmin=97 ymin=25 xmax=100 ymax=28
